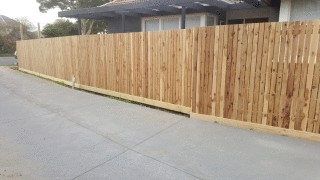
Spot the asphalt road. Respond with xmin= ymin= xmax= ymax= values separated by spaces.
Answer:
xmin=0 ymin=66 xmax=320 ymax=180
xmin=0 ymin=57 xmax=18 ymax=66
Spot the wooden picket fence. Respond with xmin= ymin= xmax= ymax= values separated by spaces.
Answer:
xmin=17 ymin=20 xmax=320 ymax=137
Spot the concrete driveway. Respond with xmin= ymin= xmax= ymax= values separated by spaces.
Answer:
xmin=0 ymin=57 xmax=18 ymax=66
xmin=0 ymin=66 xmax=320 ymax=180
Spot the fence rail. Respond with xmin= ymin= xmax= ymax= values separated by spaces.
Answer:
xmin=17 ymin=20 xmax=320 ymax=136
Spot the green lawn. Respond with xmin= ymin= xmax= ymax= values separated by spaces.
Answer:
xmin=0 ymin=54 xmax=14 ymax=57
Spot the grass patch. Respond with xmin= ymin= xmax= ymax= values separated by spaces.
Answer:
xmin=9 ymin=66 xmax=18 ymax=70
xmin=18 ymin=69 xmax=69 ymax=88
xmin=78 ymin=89 xmax=138 ymax=104
xmin=0 ymin=54 xmax=14 ymax=57
xmin=69 ymin=87 xmax=188 ymax=117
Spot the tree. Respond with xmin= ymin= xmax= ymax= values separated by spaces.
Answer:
xmin=36 ymin=0 xmax=111 ymax=35
xmin=37 ymin=0 xmax=110 ymax=12
xmin=0 ymin=16 xmax=36 ymax=54
xmin=14 ymin=17 xmax=37 ymax=40
xmin=42 ymin=20 xmax=78 ymax=38
xmin=0 ymin=35 xmax=15 ymax=54
xmin=15 ymin=17 xmax=36 ymax=32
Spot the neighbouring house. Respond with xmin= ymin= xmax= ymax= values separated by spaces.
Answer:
xmin=59 ymin=0 xmax=319 ymax=34
xmin=279 ymin=0 xmax=320 ymax=22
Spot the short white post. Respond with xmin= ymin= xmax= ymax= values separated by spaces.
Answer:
xmin=72 ymin=75 xmax=76 ymax=89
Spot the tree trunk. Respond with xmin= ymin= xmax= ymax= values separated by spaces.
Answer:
xmin=81 ymin=19 xmax=95 ymax=35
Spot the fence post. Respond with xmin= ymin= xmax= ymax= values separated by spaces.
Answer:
xmin=37 ymin=23 xmax=41 ymax=39
xmin=77 ymin=18 xmax=82 ymax=35
xmin=20 ymin=24 xmax=24 ymax=40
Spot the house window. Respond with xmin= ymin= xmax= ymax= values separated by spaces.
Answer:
xmin=145 ymin=19 xmax=160 ymax=32
xmin=162 ymin=17 xmax=180 ymax=30
xmin=186 ymin=16 xmax=201 ymax=29
xmin=142 ymin=13 xmax=216 ymax=32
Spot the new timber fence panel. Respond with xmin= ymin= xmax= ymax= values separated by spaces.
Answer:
xmin=18 ymin=31 xmax=193 ymax=114
xmin=17 ymin=20 xmax=320 ymax=136
xmin=191 ymin=21 xmax=320 ymax=134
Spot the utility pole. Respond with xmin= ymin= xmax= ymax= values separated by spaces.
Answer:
xmin=37 ymin=23 xmax=41 ymax=39
xmin=20 ymin=24 xmax=24 ymax=40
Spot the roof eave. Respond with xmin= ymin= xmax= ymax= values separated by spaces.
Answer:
xmin=58 ymin=0 xmax=268 ymax=19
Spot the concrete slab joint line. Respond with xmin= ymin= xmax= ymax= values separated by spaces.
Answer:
xmin=1 ymin=66 xmax=320 ymax=180
xmin=70 ymin=116 xmax=203 ymax=179
xmin=71 ymin=150 xmax=129 ymax=180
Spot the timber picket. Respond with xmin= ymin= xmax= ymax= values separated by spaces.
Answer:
xmin=220 ymin=25 xmax=228 ymax=117
xmin=212 ymin=27 xmax=220 ymax=116
xmin=267 ymin=23 xmax=285 ymax=126
xmin=290 ymin=22 xmax=306 ymax=130
xmin=272 ymin=23 xmax=284 ymax=127
xmin=305 ymin=22 xmax=320 ymax=132
xmin=238 ymin=24 xmax=248 ymax=121
xmin=247 ymin=23 xmax=260 ymax=123
xmin=207 ymin=28 xmax=214 ymax=115
xmin=233 ymin=24 xmax=243 ymax=120
xmin=263 ymin=23 xmax=277 ymax=126
xmin=243 ymin=24 xmax=254 ymax=122
xmin=296 ymin=22 xmax=313 ymax=130
xmin=257 ymin=23 xmax=271 ymax=124
xmin=308 ymin=38 xmax=320 ymax=132
xmin=252 ymin=23 xmax=265 ymax=124
xmin=228 ymin=25 xmax=238 ymax=119
xmin=214 ymin=26 xmax=221 ymax=116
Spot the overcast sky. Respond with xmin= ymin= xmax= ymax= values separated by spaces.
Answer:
xmin=0 ymin=0 xmax=62 ymax=28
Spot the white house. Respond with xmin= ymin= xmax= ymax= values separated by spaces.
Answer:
xmin=279 ymin=0 xmax=320 ymax=22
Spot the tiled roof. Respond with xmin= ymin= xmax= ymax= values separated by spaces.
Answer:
xmin=60 ymin=0 xmax=268 ymax=19
xmin=0 ymin=15 xmax=17 ymax=26
xmin=102 ymin=0 xmax=151 ymax=7
xmin=101 ymin=0 xmax=247 ymax=7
